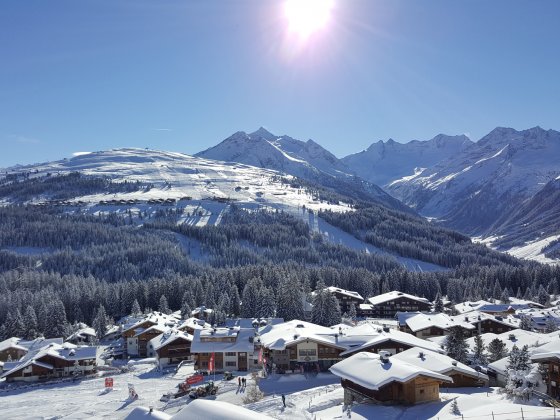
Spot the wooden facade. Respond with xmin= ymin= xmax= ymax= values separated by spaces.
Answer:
xmin=267 ymin=340 xmax=344 ymax=372
xmin=329 ymin=291 xmax=363 ymax=314
xmin=0 ymin=347 xmax=27 ymax=362
xmin=4 ymin=354 xmax=97 ymax=383
xmin=341 ymin=375 xmax=442 ymax=405
xmin=156 ymin=337 xmax=192 ymax=366
xmin=342 ymin=339 xmax=415 ymax=358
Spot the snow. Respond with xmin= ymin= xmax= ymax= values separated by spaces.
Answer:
xmin=172 ymin=399 xmax=274 ymax=420
xmin=506 ymin=234 xmax=560 ymax=265
xmin=329 ymin=351 xmax=452 ymax=390
xmin=368 ymin=291 xmax=430 ymax=306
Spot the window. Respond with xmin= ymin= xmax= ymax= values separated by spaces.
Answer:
xmin=419 ymin=389 xmax=424 ymax=394
xmin=298 ymin=349 xmax=317 ymax=356
xmin=554 ymin=365 xmax=559 ymax=373
xmin=226 ymin=361 xmax=236 ymax=367
xmin=201 ymin=361 xmax=208 ymax=367
xmin=225 ymin=352 xmax=236 ymax=356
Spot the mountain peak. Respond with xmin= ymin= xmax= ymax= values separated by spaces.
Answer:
xmin=249 ymin=127 xmax=276 ymax=140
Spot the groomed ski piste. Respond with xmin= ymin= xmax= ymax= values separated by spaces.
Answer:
xmin=1 ymin=359 xmax=559 ymax=419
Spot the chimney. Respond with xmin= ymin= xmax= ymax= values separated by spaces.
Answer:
xmin=418 ymin=351 xmax=424 ymax=359
xmin=379 ymin=350 xmax=390 ymax=363
xmin=451 ymin=361 xmax=458 ymax=366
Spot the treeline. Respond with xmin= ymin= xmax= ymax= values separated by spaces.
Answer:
xmin=319 ymin=207 xmax=521 ymax=269
xmin=0 ymin=172 xmax=150 ymax=202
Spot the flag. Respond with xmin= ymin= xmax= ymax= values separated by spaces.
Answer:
xmin=258 ymin=347 xmax=263 ymax=364
xmin=208 ymin=352 xmax=215 ymax=372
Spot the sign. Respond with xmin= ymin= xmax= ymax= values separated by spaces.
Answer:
xmin=186 ymin=374 xmax=204 ymax=385
xmin=105 ymin=377 xmax=113 ymax=388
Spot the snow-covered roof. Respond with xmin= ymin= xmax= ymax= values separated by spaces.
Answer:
xmin=0 ymin=337 xmax=64 ymax=355
xmin=477 ymin=304 xmax=531 ymax=313
xmin=122 ymin=312 xmax=181 ymax=335
xmin=367 ymin=291 xmax=430 ymax=306
xmin=0 ymin=337 xmax=27 ymax=353
xmin=392 ymin=347 xmax=488 ymax=381
xmin=451 ymin=311 xmax=519 ymax=329
xmin=171 ymin=399 xmax=274 ymax=420
xmin=508 ymin=298 xmax=544 ymax=308
xmin=66 ymin=326 xmax=96 ymax=342
xmin=124 ymin=407 xmax=171 ymax=420
xmin=177 ymin=317 xmax=210 ymax=331
xmin=463 ymin=329 xmax=553 ymax=354
xmin=224 ymin=318 xmax=284 ymax=329
xmin=339 ymin=323 xmax=444 ymax=356
xmin=133 ymin=325 xmax=167 ymax=338
xmin=330 ymin=352 xmax=452 ymax=390
xmin=324 ymin=286 xmax=363 ymax=301
xmin=191 ymin=327 xmax=255 ymax=354
xmin=191 ymin=306 xmax=214 ymax=316
xmin=258 ymin=320 xmax=342 ymax=351
xmin=530 ymin=337 xmax=560 ymax=362
xmin=453 ymin=300 xmax=493 ymax=314
xmin=149 ymin=329 xmax=192 ymax=352
xmin=397 ymin=312 xmax=475 ymax=332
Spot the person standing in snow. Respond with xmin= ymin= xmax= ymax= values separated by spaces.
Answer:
xmin=238 ymin=377 xmax=241 ymax=387
xmin=281 ymin=394 xmax=286 ymax=407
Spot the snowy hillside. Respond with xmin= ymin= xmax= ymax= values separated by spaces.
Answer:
xmin=0 ymin=148 xmax=351 ymax=214
xmin=342 ymin=134 xmax=473 ymax=187
xmin=195 ymin=128 xmax=411 ymax=213
xmin=386 ymin=127 xmax=560 ymax=248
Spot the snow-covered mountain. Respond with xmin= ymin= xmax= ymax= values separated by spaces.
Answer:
xmin=342 ymin=134 xmax=473 ymax=187
xmin=386 ymin=127 xmax=560 ymax=243
xmin=196 ymin=128 xmax=412 ymax=213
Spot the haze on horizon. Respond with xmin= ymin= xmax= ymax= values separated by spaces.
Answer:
xmin=1 ymin=0 xmax=559 ymax=168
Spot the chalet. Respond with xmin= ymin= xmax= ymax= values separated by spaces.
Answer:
xmin=531 ymin=340 xmax=560 ymax=399
xmin=338 ymin=323 xmax=443 ymax=358
xmin=393 ymin=347 xmax=489 ymax=387
xmin=0 ymin=343 xmax=97 ymax=383
xmin=323 ymin=287 xmax=364 ymax=314
xmin=149 ymin=329 xmax=193 ymax=368
xmin=330 ymin=351 xmax=452 ymax=405
xmin=0 ymin=337 xmax=63 ymax=362
xmin=453 ymin=312 xmax=519 ymax=335
xmin=191 ymin=327 xmax=257 ymax=372
xmin=397 ymin=312 xmax=475 ymax=338
xmin=191 ymin=306 xmax=213 ymax=321
xmin=121 ymin=311 xmax=181 ymax=357
xmin=66 ymin=325 xmax=97 ymax=345
xmin=359 ymin=291 xmax=431 ymax=318
xmin=477 ymin=304 xmax=531 ymax=316
xmin=177 ymin=317 xmax=210 ymax=335
xmin=517 ymin=307 xmax=560 ymax=332
xmin=258 ymin=320 xmax=346 ymax=372
xmin=224 ymin=317 xmax=284 ymax=330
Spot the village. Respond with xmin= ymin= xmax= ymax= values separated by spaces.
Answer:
xmin=2 ymin=288 xmax=560 ymax=419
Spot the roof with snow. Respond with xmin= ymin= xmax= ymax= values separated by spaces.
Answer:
xmin=124 ymin=407 xmax=170 ymax=420
xmin=258 ymin=320 xmax=343 ymax=351
xmin=191 ymin=306 xmax=214 ymax=316
xmin=397 ymin=312 xmax=475 ymax=332
xmin=392 ymin=347 xmax=488 ymax=381
xmin=149 ymin=329 xmax=192 ymax=352
xmin=339 ymin=323 xmax=444 ymax=356
xmin=324 ymin=286 xmax=363 ymax=301
xmin=451 ymin=311 xmax=519 ymax=329
xmin=367 ymin=291 xmax=430 ymax=306
xmin=224 ymin=318 xmax=284 ymax=329
xmin=0 ymin=343 xmax=97 ymax=379
xmin=171 ymin=399 xmax=274 ymax=420
xmin=453 ymin=300 xmax=493 ymax=314
xmin=464 ymin=329 xmax=553 ymax=354
xmin=66 ymin=326 xmax=96 ymax=342
xmin=530 ymin=336 xmax=560 ymax=362
xmin=190 ymin=327 xmax=255 ymax=354
xmin=122 ymin=311 xmax=181 ymax=335
xmin=177 ymin=317 xmax=210 ymax=331
xmin=329 ymin=352 xmax=452 ymax=390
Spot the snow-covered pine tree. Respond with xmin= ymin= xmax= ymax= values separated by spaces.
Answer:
xmin=433 ymin=292 xmax=444 ymax=313
xmin=46 ymin=298 xmax=69 ymax=338
xmin=311 ymin=279 xmax=342 ymax=327
xmin=472 ymin=333 xmax=488 ymax=365
xmin=348 ymin=302 xmax=357 ymax=323
xmin=130 ymin=299 xmax=142 ymax=317
xmin=444 ymin=326 xmax=469 ymax=363
xmin=256 ymin=287 xmax=276 ymax=318
xmin=500 ymin=289 xmax=510 ymax=304
xmin=92 ymin=304 xmax=108 ymax=339
xmin=23 ymin=305 xmax=39 ymax=340
xmin=4 ymin=309 xmax=25 ymax=338
xmin=229 ymin=283 xmax=241 ymax=316
xmin=158 ymin=295 xmax=171 ymax=314
xmin=492 ymin=280 xmax=502 ymax=301
xmin=276 ymin=277 xmax=304 ymax=321
xmin=545 ymin=317 xmax=558 ymax=333
xmin=537 ymin=285 xmax=550 ymax=306
xmin=242 ymin=278 xmax=263 ymax=318
xmin=519 ymin=315 xmax=532 ymax=331
xmin=488 ymin=338 xmax=507 ymax=362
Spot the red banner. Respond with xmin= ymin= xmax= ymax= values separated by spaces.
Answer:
xmin=208 ymin=352 xmax=215 ymax=372
xmin=105 ymin=377 xmax=113 ymax=388
xmin=258 ymin=347 xmax=263 ymax=364
xmin=186 ymin=374 xmax=204 ymax=385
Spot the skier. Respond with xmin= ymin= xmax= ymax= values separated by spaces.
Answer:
xmin=281 ymin=393 xmax=286 ymax=407
xmin=238 ymin=377 xmax=241 ymax=386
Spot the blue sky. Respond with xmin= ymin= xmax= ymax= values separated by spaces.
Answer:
xmin=1 ymin=0 xmax=559 ymax=167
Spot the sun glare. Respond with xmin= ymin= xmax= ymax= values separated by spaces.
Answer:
xmin=284 ymin=0 xmax=334 ymax=38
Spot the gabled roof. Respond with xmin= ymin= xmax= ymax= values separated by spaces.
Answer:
xmin=367 ymin=291 xmax=430 ymax=306
xmin=190 ymin=327 xmax=255 ymax=354
xmin=0 ymin=337 xmax=64 ymax=354
xmin=397 ymin=312 xmax=475 ymax=332
xmin=325 ymin=287 xmax=363 ymax=301
xmin=330 ymin=352 xmax=452 ymax=390
xmin=224 ymin=318 xmax=284 ymax=329
xmin=451 ymin=311 xmax=519 ymax=329
xmin=149 ymin=329 xmax=192 ymax=352
xmin=122 ymin=312 xmax=181 ymax=334
xmin=339 ymin=324 xmax=444 ymax=356
xmin=258 ymin=320 xmax=339 ymax=351
xmin=392 ymin=347 xmax=489 ymax=381
xmin=178 ymin=317 xmax=210 ymax=331
xmin=134 ymin=325 xmax=167 ymax=338
xmin=67 ymin=326 xmax=96 ymax=342
xmin=0 ymin=337 xmax=27 ymax=353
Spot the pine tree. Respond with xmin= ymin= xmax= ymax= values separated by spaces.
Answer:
xmin=434 ymin=292 xmax=444 ymax=313
xmin=256 ymin=287 xmax=276 ymax=318
xmin=492 ymin=280 xmax=502 ymax=302
xmin=500 ymin=289 xmax=510 ymax=304
xmin=348 ymin=302 xmax=357 ymax=322
xmin=276 ymin=277 xmax=304 ymax=321
xmin=537 ymin=285 xmax=549 ymax=306
xmin=46 ymin=298 xmax=69 ymax=338
xmin=130 ymin=299 xmax=142 ymax=317
xmin=158 ymin=295 xmax=171 ymax=314
xmin=445 ymin=326 xmax=469 ymax=364
xmin=519 ymin=315 xmax=532 ymax=331
xmin=472 ymin=333 xmax=488 ymax=365
xmin=545 ymin=317 xmax=558 ymax=333
xmin=311 ymin=280 xmax=342 ymax=327
xmin=92 ymin=304 xmax=108 ymax=339
xmin=5 ymin=309 xmax=26 ymax=338
xmin=241 ymin=278 xmax=263 ymax=318
xmin=23 ymin=305 xmax=39 ymax=340
xmin=488 ymin=338 xmax=507 ymax=362
xmin=516 ymin=287 xmax=523 ymax=299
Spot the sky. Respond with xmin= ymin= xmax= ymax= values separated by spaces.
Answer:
xmin=1 ymin=0 xmax=559 ymax=168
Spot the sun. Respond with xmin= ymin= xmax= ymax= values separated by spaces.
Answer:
xmin=284 ymin=0 xmax=335 ymax=38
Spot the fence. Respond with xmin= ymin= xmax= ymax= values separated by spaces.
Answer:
xmin=436 ymin=405 xmax=559 ymax=419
